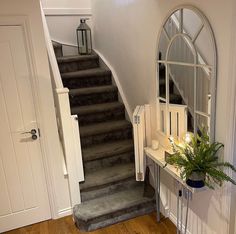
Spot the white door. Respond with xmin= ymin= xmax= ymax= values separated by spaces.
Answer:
xmin=0 ymin=26 xmax=51 ymax=232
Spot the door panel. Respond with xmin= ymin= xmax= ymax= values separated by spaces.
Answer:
xmin=0 ymin=26 xmax=51 ymax=232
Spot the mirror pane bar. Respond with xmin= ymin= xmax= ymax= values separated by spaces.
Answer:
xmin=195 ymin=111 xmax=210 ymax=118
xmin=179 ymin=9 xmax=183 ymax=33
xmin=157 ymin=60 xmax=212 ymax=69
xmin=163 ymin=28 xmax=170 ymax=41
xmin=158 ymin=97 xmax=166 ymax=102
xmin=192 ymin=24 xmax=204 ymax=43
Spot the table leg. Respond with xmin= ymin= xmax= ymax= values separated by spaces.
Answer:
xmin=176 ymin=185 xmax=183 ymax=234
xmin=181 ymin=187 xmax=184 ymax=233
xmin=154 ymin=163 xmax=161 ymax=222
xmin=184 ymin=190 xmax=190 ymax=234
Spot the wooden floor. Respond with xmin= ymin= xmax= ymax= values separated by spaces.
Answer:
xmin=5 ymin=213 xmax=176 ymax=234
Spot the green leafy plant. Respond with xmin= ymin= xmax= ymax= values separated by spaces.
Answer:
xmin=167 ymin=129 xmax=236 ymax=189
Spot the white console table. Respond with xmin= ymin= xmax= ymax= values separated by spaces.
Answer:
xmin=145 ymin=146 xmax=205 ymax=234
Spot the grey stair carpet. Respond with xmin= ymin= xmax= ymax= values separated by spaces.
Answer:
xmin=61 ymin=68 xmax=112 ymax=89
xmin=71 ymin=102 xmax=125 ymax=126
xmin=73 ymin=185 xmax=155 ymax=232
xmin=57 ymin=54 xmax=99 ymax=73
xmin=69 ymin=85 xmax=118 ymax=106
xmin=82 ymin=139 xmax=134 ymax=162
xmin=53 ymin=42 xmax=155 ymax=232
xmin=80 ymin=163 xmax=135 ymax=191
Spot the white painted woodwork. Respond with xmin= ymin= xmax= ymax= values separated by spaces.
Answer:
xmin=159 ymin=103 xmax=187 ymax=139
xmin=144 ymin=104 xmax=152 ymax=147
xmin=54 ymin=88 xmax=84 ymax=206
xmin=0 ymin=26 xmax=51 ymax=232
xmin=133 ymin=106 xmax=146 ymax=181
xmin=41 ymin=4 xmax=84 ymax=207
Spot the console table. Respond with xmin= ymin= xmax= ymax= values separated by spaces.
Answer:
xmin=145 ymin=146 xmax=205 ymax=234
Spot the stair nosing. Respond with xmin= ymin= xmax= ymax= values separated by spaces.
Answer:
xmin=79 ymin=120 xmax=132 ymax=138
xmin=61 ymin=68 xmax=111 ymax=79
xmin=83 ymin=203 xmax=155 ymax=231
xmin=80 ymin=163 xmax=135 ymax=191
xmin=69 ymin=85 xmax=118 ymax=96
xmin=86 ymin=200 xmax=155 ymax=223
xmin=82 ymin=139 xmax=134 ymax=162
xmin=71 ymin=102 xmax=124 ymax=115
xmin=57 ymin=54 xmax=99 ymax=63
xmin=74 ymin=186 xmax=154 ymax=221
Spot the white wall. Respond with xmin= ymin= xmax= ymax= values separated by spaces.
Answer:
xmin=91 ymin=1 xmax=236 ymax=233
xmin=0 ymin=0 xmax=72 ymax=218
xmin=41 ymin=0 xmax=91 ymax=10
xmin=42 ymin=0 xmax=92 ymax=53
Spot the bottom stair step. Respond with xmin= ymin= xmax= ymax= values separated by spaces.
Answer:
xmin=73 ymin=185 xmax=155 ymax=232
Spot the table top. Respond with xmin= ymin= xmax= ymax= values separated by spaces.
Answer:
xmin=144 ymin=146 xmax=206 ymax=193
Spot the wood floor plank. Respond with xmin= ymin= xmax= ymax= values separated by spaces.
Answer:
xmin=5 ymin=212 xmax=176 ymax=234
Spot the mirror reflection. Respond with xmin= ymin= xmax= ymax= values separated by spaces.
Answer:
xmin=157 ymin=7 xmax=216 ymax=140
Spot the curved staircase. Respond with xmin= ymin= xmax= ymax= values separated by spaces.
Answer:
xmin=53 ymin=42 xmax=155 ymax=232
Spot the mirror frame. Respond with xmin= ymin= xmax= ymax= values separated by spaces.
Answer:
xmin=156 ymin=5 xmax=217 ymax=141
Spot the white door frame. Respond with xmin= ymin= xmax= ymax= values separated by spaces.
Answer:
xmin=0 ymin=16 xmax=58 ymax=220
xmin=227 ymin=5 xmax=236 ymax=233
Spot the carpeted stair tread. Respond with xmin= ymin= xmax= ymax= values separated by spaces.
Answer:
xmin=57 ymin=54 xmax=99 ymax=63
xmin=61 ymin=68 xmax=111 ymax=79
xmin=71 ymin=102 xmax=124 ymax=116
xmin=79 ymin=120 xmax=132 ymax=138
xmin=82 ymin=139 xmax=134 ymax=162
xmin=80 ymin=163 xmax=135 ymax=191
xmin=74 ymin=183 xmax=154 ymax=225
xmin=81 ymin=178 xmax=139 ymax=202
xmin=70 ymin=85 xmax=117 ymax=96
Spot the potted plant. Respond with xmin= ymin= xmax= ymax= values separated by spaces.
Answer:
xmin=166 ymin=130 xmax=236 ymax=189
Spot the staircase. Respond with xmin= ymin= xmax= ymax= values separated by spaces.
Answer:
xmin=53 ymin=42 xmax=155 ymax=232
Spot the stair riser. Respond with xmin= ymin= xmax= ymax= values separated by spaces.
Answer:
xmin=53 ymin=46 xmax=63 ymax=58
xmin=62 ymin=74 xmax=112 ymax=89
xmin=81 ymin=128 xmax=133 ymax=148
xmin=70 ymin=91 xmax=118 ymax=107
xmin=59 ymin=59 xmax=99 ymax=73
xmin=81 ymin=178 xmax=138 ymax=202
xmin=74 ymin=201 xmax=156 ymax=232
xmin=83 ymin=152 xmax=134 ymax=172
xmin=159 ymin=81 xmax=174 ymax=95
xmin=76 ymin=107 xmax=125 ymax=126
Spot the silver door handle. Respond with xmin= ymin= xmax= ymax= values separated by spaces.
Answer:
xmin=21 ymin=129 xmax=37 ymax=135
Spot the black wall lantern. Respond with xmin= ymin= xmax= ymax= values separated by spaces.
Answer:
xmin=76 ymin=18 xmax=92 ymax=55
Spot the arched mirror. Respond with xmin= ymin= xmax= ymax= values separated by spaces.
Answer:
xmin=157 ymin=6 xmax=217 ymax=141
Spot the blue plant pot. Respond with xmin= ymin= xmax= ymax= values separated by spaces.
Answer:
xmin=186 ymin=171 xmax=205 ymax=188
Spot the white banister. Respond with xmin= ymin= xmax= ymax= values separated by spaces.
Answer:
xmin=41 ymin=4 xmax=63 ymax=89
xmin=40 ymin=3 xmax=84 ymax=206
